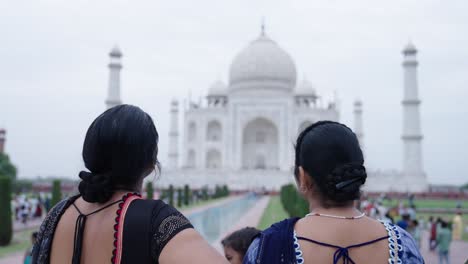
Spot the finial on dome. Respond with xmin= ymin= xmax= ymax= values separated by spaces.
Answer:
xmin=261 ymin=17 xmax=266 ymax=36
xmin=403 ymin=40 xmax=417 ymax=55
xmin=109 ymin=45 xmax=122 ymax=57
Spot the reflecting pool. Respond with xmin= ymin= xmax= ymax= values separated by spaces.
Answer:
xmin=187 ymin=194 xmax=258 ymax=243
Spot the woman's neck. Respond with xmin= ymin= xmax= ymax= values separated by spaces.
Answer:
xmin=308 ymin=204 xmax=360 ymax=216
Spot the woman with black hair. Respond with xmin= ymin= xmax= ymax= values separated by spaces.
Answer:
xmin=243 ymin=121 xmax=424 ymax=264
xmin=32 ymin=105 xmax=227 ymax=264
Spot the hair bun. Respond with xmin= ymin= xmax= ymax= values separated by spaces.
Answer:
xmin=78 ymin=171 xmax=114 ymax=203
xmin=323 ymin=163 xmax=367 ymax=203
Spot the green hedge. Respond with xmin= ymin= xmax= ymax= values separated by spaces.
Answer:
xmin=168 ymin=185 xmax=174 ymax=206
xmin=183 ymin=184 xmax=190 ymax=206
xmin=280 ymin=183 xmax=308 ymax=217
xmin=51 ymin=180 xmax=62 ymax=208
xmin=0 ymin=176 xmax=12 ymax=246
xmin=146 ymin=182 xmax=154 ymax=200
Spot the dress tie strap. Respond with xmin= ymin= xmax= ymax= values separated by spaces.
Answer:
xmin=297 ymin=235 xmax=389 ymax=264
xmin=71 ymin=199 xmax=123 ymax=264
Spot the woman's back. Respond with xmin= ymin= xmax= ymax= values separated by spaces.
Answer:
xmin=50 ymin=194 xmax=123 ymax=264
xmin=294 ymin=216 xmax=389 ymax=263
xmin=244 ymin=121 xmax=424 ymax=264
xmin=32 ymin=105 xmax=227 ymax=264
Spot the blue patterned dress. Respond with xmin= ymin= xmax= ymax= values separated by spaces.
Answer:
xmin=243 ymin=219 xmax=424 ymax=264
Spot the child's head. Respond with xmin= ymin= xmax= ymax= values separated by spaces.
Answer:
xmin=31 ymin=231 xmax=38 ymax=244
xmin=221 ymin=227 xmax=260 ymax=264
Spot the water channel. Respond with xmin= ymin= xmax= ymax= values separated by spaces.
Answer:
xmin=187 ymin=194 xmax=258 ymax=243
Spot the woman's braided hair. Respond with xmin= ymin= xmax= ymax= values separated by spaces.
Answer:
xmin=295 ymin=121 xmax=367 ymax=207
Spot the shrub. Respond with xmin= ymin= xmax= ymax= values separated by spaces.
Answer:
xmin=201 ymin=187 xmax=208 ymax=201
xmin=51 ymin=180 xmax=62 ymax=208
xmin=168 ymin=185 xmax=174 ymax=206
xmin=146 ymin=182 xmax=154 ymax=200
xmin=222 ymin=185 xmax=229 ymax=197
xmin=280 ymin=183 xmax=308 ymax=217
xmin=0 ymin=176 xmax=12 ymax=246
xmin=177 ymin=188 xmax=183 ymax=207
xmin=183 ymin=184 xmax=190 ymax=206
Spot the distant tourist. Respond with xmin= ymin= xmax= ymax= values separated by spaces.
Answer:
xmin=24 ymin=232 xmax=38 ymax=264
xmin=31 ymin=105 xmax=227 ymax=264
xmin=243 ymin=121 xmax=424 ymax=264
xmin=408 ymin=219 xmax=421 ymax=248
xmin=452 ymin=212 xmax=463 ymax=240
xmin=397 ymin=213 xmax=411 ymax=230
xmin=221 ymin=227 xmax=260 ymax=264
xmin=436 ymin=221 xmax=452 ymax=264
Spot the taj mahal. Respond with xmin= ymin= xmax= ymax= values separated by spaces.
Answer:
xmin=104 ymin=26 xmax=428 ymax=193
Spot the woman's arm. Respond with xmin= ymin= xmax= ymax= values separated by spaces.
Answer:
xmin=159 ymin=228 xmax=228 ymax=264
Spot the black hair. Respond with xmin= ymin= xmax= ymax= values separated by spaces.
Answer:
xmin=32 ymin=232 xmax=38 ymax=240
xmin=441 ymin=221 xmax=448 ymax=228
xmin=221 ymin=227 xmax=260 ymax=257
xmin=78 ymin=105 xmax=159 ymax=203
xmin=294 ymin=121 xmax=366 ymax=208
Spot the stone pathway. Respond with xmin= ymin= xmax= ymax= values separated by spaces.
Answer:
xmin=420 ymin=230 xmax=468 ymax=263
xmin=13 ymin=218 xmax=43 ymax=232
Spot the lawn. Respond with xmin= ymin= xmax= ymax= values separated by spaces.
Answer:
xmin=258 ymin=196 xmax=289 ymax=230
xmin=0 ymin=228 xmax=34 ymax=258
xmin=382 ymin=199 xmax=468 ymax=209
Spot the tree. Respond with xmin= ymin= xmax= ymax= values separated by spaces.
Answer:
xmin=0 ymin=153 xmax=17 ymax=181
xmin=201 ymin=186 xmax=208 ymax=201
xmin=168 ymin=185 xmax=174 ymax=206
xmin=177 ymin=188 xmax=183 ymax=208
xmin=222 ymin=185 xmax=229 ymax=197
xmin=0 ymin=176 xmax=13 ymax=246
xmin=146 ymin=182 xmax=154 ymax=200
xmin=51 ymin=180 xmax=62 ymax=208
xmin=183 ymin=184 xmax=190 ymax=206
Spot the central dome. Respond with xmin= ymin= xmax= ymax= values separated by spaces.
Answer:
xmin=229 ymin=31 xmax=297 ymax=93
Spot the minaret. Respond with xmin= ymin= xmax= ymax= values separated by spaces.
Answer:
xmin=105 ymin=46 xmax=123 ymax=109
xmin=401 ymin=42 xmax=427 ymax=191
xmin=168 ymin=99 xmax=179 ymax=169
xmin=353 ymin=99 xmax=364 ymax=150
xmin=0 ymin=129 xmax=6 ymax=154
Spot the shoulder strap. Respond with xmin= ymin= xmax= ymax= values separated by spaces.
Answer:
xmin=120 ymin=199 xmax=165 ymax=264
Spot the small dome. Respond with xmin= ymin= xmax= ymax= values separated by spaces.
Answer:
xmin=295 ymin=79 xmax=316 ymax=96
xmin=229 ymin=31 xmax=297 ymax=92
xmin=207 ymin=80 xmax=227 ymax=96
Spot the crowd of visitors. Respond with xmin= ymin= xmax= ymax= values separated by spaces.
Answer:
xmin=356 ymin=195 xmax=465 ymax=264
xmin=11 ymin=195 xmax=49 ymax=225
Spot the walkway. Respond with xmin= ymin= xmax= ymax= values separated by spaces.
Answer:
xmin=420 ymin=230 xmax=468 ymax=263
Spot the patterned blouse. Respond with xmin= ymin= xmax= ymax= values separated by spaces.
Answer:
xmin=31 ymin=193 xmax=193 ymax=264
xmin=244 ymin=221 xmax=425 ymax=264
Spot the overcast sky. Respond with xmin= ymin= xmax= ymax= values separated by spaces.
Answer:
xmin=0 ymin=0 xmax=467 ymax=185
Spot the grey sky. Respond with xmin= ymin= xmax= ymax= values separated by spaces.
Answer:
xmin=0 ymin=0 xmax=467 ymax=185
